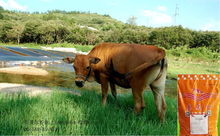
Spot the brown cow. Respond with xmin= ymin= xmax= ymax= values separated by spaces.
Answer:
xmin=63 ymin=43 xmax=167 ymax=122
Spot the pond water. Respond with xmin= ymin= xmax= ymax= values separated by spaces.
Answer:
xmin=0 ymin=46 xmax=177 ymax=97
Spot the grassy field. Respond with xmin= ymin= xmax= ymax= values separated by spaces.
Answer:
xmin=0 ymin=43 xmax=219 ymax=135
xmin=167 ymin=56 xmax=219 ymax=79
xmin=0 ymin=43 xmax=94 ymax=52
xmin=0 ymin=90 xmax=177 ymax=135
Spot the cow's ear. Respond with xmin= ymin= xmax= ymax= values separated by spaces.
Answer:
xmin=62 ymin=57 xmax=75 ymax=64
xmin=89 ymin=57 xmax=101 ymax=64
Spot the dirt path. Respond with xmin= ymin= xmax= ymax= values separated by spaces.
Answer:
xmin=0 ymin=83 xmax=51 ymax=96
xmin=0 ymin=83 xmax=81 ymax=96
xmin=0 ymin=66 xmax=48 ymax=76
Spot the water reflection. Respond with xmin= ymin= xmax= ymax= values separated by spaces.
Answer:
xmin=0 ymin=68 xmax=177 ymax=97
xmin=0 ymin=70 xmax=75 ymax=88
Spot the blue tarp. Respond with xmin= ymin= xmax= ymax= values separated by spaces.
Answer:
xmin=0 ymin=46 xmax=74 ymax=61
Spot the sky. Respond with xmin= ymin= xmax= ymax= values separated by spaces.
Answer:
xmin=0 ymin=0 xmax=219 ymax=31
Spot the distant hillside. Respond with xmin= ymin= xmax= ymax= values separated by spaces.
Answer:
xmin=0 ymin=9 xmax=125 ymax=31
xmin=0 ymin=8 xmax=219 ymax=51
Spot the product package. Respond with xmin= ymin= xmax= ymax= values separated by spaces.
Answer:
xmin=178 ymin=74 xmax=220 ymax=136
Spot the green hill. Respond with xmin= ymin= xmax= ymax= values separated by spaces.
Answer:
xmin=1 ymin=9 xmax=123 ymax=28
xmin=0 ymin=7 xmax=219 ymax=51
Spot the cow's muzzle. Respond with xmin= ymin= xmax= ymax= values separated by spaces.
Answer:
xmin=75 ymin=80 xmax=84 ymax=87
xmin=74 ymin=67 xmax=92 ymax=87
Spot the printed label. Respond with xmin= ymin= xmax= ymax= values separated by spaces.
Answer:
xmin=190 ymin=115 xmax=208 ymax=134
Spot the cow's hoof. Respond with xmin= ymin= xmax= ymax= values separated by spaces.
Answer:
xmin=160 ymin=118 xmax=165 ymax=123
xmin=134 ymin=109 xmax=142 ymax=115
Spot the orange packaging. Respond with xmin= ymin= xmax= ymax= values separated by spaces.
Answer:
xmin=178 ymin=74 xmax=220 ymax=136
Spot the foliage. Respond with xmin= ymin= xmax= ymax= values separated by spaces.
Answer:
xmin=148 ymin=26 xmax=193 ymax=49
xmin=0 ymin=8 xmax=219 ymax=52
xmin=190 ymin=31 xmax=219 ymax=51
xmin=166 ymin=45 xmax=219 ymax=60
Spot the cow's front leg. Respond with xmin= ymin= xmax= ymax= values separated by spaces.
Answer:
xmin=110 ymin=82 xmax=117 ymax=99
xmin=141 ymin=91 xmax=145 ymax=109
xmin=100 ymin=77 xmax=109 ymax=105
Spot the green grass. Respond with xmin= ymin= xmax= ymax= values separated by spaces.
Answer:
xmin=166 ymin=45 xmax=219 ymax=60
xmin=0 ymin=90 xmax=177 ymax=135
xmin=165 ymin=45 xmax=219 ymax=80
xmin=167 ymin=56 xmax=219 ymax=80
xmin=0 ymin=43 xmax=219 ymax=135
xmin=0 ymin=43 xmax=43 ymax=49
xmin=0 ymin=43 xmax=94 ymax=52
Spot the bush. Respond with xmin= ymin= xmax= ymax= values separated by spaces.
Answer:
xmin=148 ymin=26 xmax=193 ymax=49
xmin=0 ymin=10 xmax=219 ymax=52
xmin=167 ymin=45 xmax=219 ymax=60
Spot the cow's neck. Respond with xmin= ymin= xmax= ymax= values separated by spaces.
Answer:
xmin=94 ymin=70 xmax=101 ymax=83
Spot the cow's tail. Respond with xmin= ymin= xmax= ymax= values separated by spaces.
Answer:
xmin=154 ymin=58 xmax=167 ymax=81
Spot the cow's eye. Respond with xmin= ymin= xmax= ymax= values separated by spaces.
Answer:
xmin=86 ymin=66 xmax=90 ymax=70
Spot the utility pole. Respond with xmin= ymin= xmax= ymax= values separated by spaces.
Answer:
xmin=174 ymin=4 xmax=179 ymax=25
xmin=127 ymin=16 xmax=137 ymax=26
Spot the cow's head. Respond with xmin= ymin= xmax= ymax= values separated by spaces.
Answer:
xmin=63 ymin=54 xmax=100 ymax=87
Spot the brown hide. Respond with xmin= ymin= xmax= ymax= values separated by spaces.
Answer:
xmin=89 ymin=43 xmax=165 ymax=82
xmin=63 ymin=43 xmax=167 ymax=122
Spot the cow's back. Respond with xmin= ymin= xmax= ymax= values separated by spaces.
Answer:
xmin=89 ymin=43 xmax=165 ymax=75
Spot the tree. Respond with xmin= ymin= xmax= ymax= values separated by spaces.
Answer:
xmin=148 ymin=26 xmax=193 ymax=48
xmin=190 ymin=31 xmax=219 ymax=51
xmin=6 ymin=23 xmax=24 ymax=44
xmin=0 ymin=21 xmax=13 ymax=42
xmin=0 ymin=6 xmax=3 ymax=19
xmin=55 ymin=25 xmax=70 ymax=43
xmin=38 ymin=22 xmax=56 ymax=44
xmin=22 ymin=21 xmax=41 ymax=43
xmin=103 ymin=28 xmax=123 ymax=43
xmin=0 ymin=9 xmax=218 ymax=52
xmin=85 ymin=31 xmax=101 ymax=45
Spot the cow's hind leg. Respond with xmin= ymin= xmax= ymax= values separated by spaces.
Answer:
xmin=131 ymin=79 xmax=146 ymax=114
xmin=132 ymin=89 xmax=143 ymax=114
xmin=150 ymin=73 xmax=167 ymax=122
xmin=110 ymin=82 xmax=117 ymax=99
